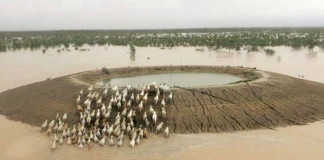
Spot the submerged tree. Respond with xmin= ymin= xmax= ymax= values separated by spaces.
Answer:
xmin=0 ymin=42 xmax=6 ymax=52
xmin=129 ymin=43 xmax=136 ymax=62
xmin=0 ymin=29 xmax=323 ymax=52
xmin=264 ymin=48 xmax=275 ymax=56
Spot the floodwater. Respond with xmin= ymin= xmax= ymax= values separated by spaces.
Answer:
xmin=1 ymin=45 xmax=324 ymax=92
xmin=97 ymin=72 xmax=242 ymax=88
xmin=1 ymin=45 xmax=324 ymax=160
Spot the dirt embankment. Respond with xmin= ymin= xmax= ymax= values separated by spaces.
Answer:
xmin=1 ymin=66 xmax=324 ymax=133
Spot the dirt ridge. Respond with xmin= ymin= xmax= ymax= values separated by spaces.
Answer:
xmin=1 ymin=65 xmax=324 ymax=133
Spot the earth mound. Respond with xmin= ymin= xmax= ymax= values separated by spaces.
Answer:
xmin=1 ymin=66 xmax=324 ymax=133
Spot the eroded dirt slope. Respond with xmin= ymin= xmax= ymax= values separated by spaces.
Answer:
xmin=0 ymin=66 xmax=323 ymax=133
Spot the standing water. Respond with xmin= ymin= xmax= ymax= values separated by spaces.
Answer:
xmin=1 ymin=45 xmax=324 ymax=160
xmin=0 ymin=45 xmax=324 ymax=92
xmin=97 ymin=72 xmax=242 ymax=88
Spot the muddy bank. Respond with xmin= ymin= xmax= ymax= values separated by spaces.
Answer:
xmin=1 ymin=65 xmax=324 ymax=133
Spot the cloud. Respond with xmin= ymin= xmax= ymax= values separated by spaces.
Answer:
xmin=0 ymin=0 xmax=323 ymax=30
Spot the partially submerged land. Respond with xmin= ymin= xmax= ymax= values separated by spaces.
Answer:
xmin=0 ymin=27 xmax=324 ymax=52
xmin=1 ymin=65 xmax=324 ymax=134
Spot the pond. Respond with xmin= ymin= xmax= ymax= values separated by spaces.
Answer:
xmin=96 ymin=72 xmax=242 ymax=88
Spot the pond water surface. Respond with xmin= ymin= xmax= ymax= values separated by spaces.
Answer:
xmin=97 ymin=72 xmax=242 ymax=88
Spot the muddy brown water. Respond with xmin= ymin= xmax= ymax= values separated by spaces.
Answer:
xmin=97 ymin=72 xmax=242 ymax=88
xmin=1 ymin=45 xmax=324 ymax=160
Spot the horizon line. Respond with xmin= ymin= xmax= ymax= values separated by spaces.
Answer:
xmin=1 ymin=26 xmax=324 ymax=33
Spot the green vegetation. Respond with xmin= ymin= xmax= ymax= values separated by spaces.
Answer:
xmin=129 ymin=43 xmax=136 ymax=53
xmin=0 ymin=27 xmax=323 ymax=52
xmin=129 ymin=43 xmax=136 ymax=61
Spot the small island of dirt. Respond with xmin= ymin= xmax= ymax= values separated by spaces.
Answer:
xmin=1 ymin=65 xmax=324 ymax=133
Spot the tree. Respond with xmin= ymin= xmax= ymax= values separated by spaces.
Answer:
xmin=129 ymin=43 xmax=136 ymax=62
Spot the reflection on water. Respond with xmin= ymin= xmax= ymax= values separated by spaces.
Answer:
xmin=97 ymin=72 xmax=242 ymax=88
xmin=130 ymin=50 xmax=136 ymax=62
xmin=1 ymin=45 xmax=324 ymax=160
xmin=307 ymin=52 xmax=318 ymax=59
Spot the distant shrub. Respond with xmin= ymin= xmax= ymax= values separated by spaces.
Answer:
xmin=102 ymin=67 xmax=110 ymax=74
xmin=251 ymin=46 xmax=259 ymax=52
xmin=264 ymin=48 xmax=275 ymax=56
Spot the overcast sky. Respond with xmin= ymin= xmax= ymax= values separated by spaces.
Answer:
xmin=0 ymin=0 xmax=323 ymax=31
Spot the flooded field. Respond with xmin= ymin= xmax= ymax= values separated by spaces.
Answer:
xmin=1 ymin=45 xmax=324 ymax=160
xmin=97 ymin=72 xmax=242 ymax=88
xmin=2 ymin=113 xmax=324 ymax=160
xmin=1 ymin=45 xmax=324 ymax=92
